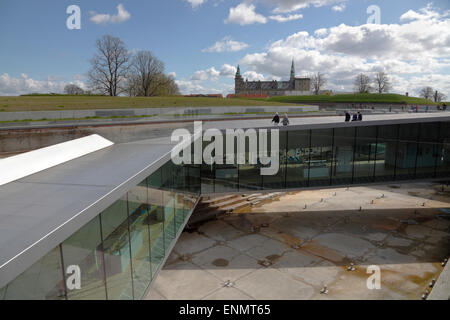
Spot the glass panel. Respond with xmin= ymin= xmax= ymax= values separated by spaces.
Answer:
xmin=175 ymin=193 xmax=185 ymax=234
xmin=331 ymin=127 xmax=355 ymax=186
xmin=374 ymin=124 xmax=398 ymax=182
xmin=309 ymin=129 xmax=333 ymax=187
xmin=163 ymin=190 xmax=176 ymax=250
xmin=183 ymin=194 xmax=198 ymax=219
xmin=231 ymin=129 xmax=262 ymax=192
xmin=0 ymin=286 xmax=5 ymax=300
xmin=127 ymin=180 xmax=152 ymax=300
xmin=186 ymin=164 xmax=201 ymax=194
xmin=61 ymin=216 xmax=106 ymax=300
xmin=286 ymin=130 xmax=310 ymax=188
xmin=353 ymin=126 xmax=377 ymax=184
xmin=3 ymin=246 xmax=65 ymax=300
xmin=148 ymin=186 xmax=165 ymax=277
xmin=201 ymin=162 xmax=215 ymax=194
xmin=395 ymin=123 xmax=419 ymax=180
xmin=262 ymin=130 xmax=287 ymax=190
xmin=437 ymin=122 xmax=450 ymax=176
xmin=416 ymin=122 xmax=440 ymax=179
xmin=101 ymin=197 xmax=133 ymax=300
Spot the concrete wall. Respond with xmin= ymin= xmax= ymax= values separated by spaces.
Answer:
xmin=0 ymin=105 xmax=319 ymax=122
xmin=0 ymin=122 xmax=194 ymax=154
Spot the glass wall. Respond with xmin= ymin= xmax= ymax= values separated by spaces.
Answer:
xmin=2 ymin=246 xmax=66 ymax=300
xmin=1 ymin=161 xmax=200 ymax=300
xmin=197 ymin=121 xmax=450 ymax=193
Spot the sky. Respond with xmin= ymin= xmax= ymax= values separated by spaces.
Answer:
xmin=0 ymin=0 xmax=449 ymax=97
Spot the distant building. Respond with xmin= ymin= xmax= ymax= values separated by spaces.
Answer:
xmin=235 ymin=60 xmax=311 ymax=97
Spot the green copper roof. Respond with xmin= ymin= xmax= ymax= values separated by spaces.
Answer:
xmin=290 ymin=59 xmax=295 ymax=78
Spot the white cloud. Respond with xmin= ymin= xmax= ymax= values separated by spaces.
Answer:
xmin=190 ymin=67 xmax=221 ymax=81
xmin=168 ymin=72 xmax=177 ymax=78
xmin=176 ymin=79 xmax=234 ymax=95
xmin=269 ymin=13 xmax=303 ymax=22
xmin=220 ymin=64 xmax=237 ymax=77
xmin=185 ymin=0 xmax=207 ymax=8
xmin=202 ymin=36 xmax=249 ymax=53
xmin=90 ymin=4 xmax=131 ymax=25
xmin=0 ymin=73 xmax=87 ymax=96
xmin=332 ymin=3 xmax=346 ymax=12
xmin=238 ymin=5 xmax=450 ymax=97
xmin=225 ymin=3 xmax=267 ymax=25
xmin=269 ymin=0 xmax=346 ymax=13
xmin=314 ymin=28 xmax=328 ymax=37
xmin=243 ymin=71 xmax=266 ymax=81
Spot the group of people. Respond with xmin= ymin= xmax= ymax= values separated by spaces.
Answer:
xmin=345 ymin=111 xmax=363 ymax=122
xmin=271 ymin=112 xmax=290 ymax=126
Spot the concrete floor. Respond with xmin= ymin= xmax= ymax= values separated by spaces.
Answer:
xmin=146 ymin=183 xmax=450 ymax=300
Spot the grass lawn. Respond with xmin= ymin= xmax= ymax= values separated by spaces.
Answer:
xmin=0 ymin=95 xmax=293 ymax=112
xmin=268 ymin=93 xmax=437 ymax=105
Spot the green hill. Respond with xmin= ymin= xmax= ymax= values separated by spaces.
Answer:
xmin=268 ymin=93 xmax=436 ymax=105
xmin=0 ymin=95 xmax=292 ymax=112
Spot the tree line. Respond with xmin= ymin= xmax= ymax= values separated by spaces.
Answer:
xmin=310 ymin=71 xmax=446 ymax=102
xmin=65 ymin=35 xmax=179 ymax=97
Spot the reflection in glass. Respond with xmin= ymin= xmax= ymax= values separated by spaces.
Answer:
xmin=2 ymin=246 xmax=65 ymax=300
xmin=416 ymin=122 xmax=440 ymax=179
xmin=353 ymin=126 xmax=377 ymax=184
xmin=332 ymin=127 xmax=355 ymax=186
xmin=62 ymin=216 xmax=106 ymax=300
xmin=309 ymin=129 xmax=333 ymax=187
xmin=128 ymin=179 xmax=152 ymax=300
xmin=101 ymin=197 xmax=133 ymax=300
xmin=374 ymin=125 xmax=398 ymax=182
xmin=395 ymin=124 xmax=419 ymax=180
xmin=286 ymin=130 xmax=310 ymax=188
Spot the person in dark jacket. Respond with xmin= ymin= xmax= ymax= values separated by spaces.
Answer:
xmin=345 ymin=111 xmax=351 ymax=122
xmin=357 ymin=112 xmax=363 ymax=121
xmin=352 ymin=113 xmax=358 ymax=121
xmin=272 ymin=112 xmax=280 ymax=126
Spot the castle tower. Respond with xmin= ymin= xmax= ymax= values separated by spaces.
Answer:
xmin=235 ymin=65 xmax=244 ymax=94
xmin=290 ymin=59 xmax=295 ymax=80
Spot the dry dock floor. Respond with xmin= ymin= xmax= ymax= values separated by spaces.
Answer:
xmin=147 ymin=183 xmax=450 ymax=300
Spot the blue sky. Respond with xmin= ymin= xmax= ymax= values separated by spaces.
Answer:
xmin=0 ymin=0 xmax=449 ymax=96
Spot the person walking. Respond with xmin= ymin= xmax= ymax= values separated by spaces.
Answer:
xmin=272 ymin=112 xmax=280 ymax=126
xmin=345 ymin=111 xmax=351 ymax=122
xmin=357 ymin=112 xmax=363 ymax=121
xmin=352 ymin=112 xmax=358 ymax=121
xmin=282 ymin=113 xmax=290 ymax=126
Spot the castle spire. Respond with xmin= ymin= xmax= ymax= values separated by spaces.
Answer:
xmin=290 ymin=59 xmax=295 ymax=79
xmin=236 ymin=65 xmax=241 ymax=77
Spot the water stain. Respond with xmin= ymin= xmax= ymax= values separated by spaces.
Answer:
xmin=212 ymin=258 xmax=229 ymax=267
xmin=266 ymin=254 xmax=281 ymax=263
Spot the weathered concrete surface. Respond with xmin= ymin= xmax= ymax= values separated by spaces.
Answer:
xmin=146 ymin=183 xmax=450 ymax=300
xmin=0 ymin=106 xmax=319 ymax=122
xmin=428 ymin=261 xmax=450 ymax=300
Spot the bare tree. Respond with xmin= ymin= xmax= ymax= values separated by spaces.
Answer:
xmin=374 ymin=72 xmax=391 ymax=93
xmin=129 ymin=50 xmax=165 ymax=96
xmin=354 ymin=73 xmax=372 ymax=93
xmin=153 ymin=74 xmax=180 ymax=96
xmin=64 ymin=84 xmax=84 ymax=95
xmin=88 ymin=35 xmax=131 ymax=96
xmin=311 ymin=72 xmax=327 ymax=95
xmin=419 ymin=86 xmax=434 ymax=100
xmin=433 ymin=90 xmax=447 ymax=103
xmin=126 ymin=50 xmax=179 ymax=96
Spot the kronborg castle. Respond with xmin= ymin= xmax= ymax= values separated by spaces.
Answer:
xmin=235 ymin=60 xmax=311 ymax=97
